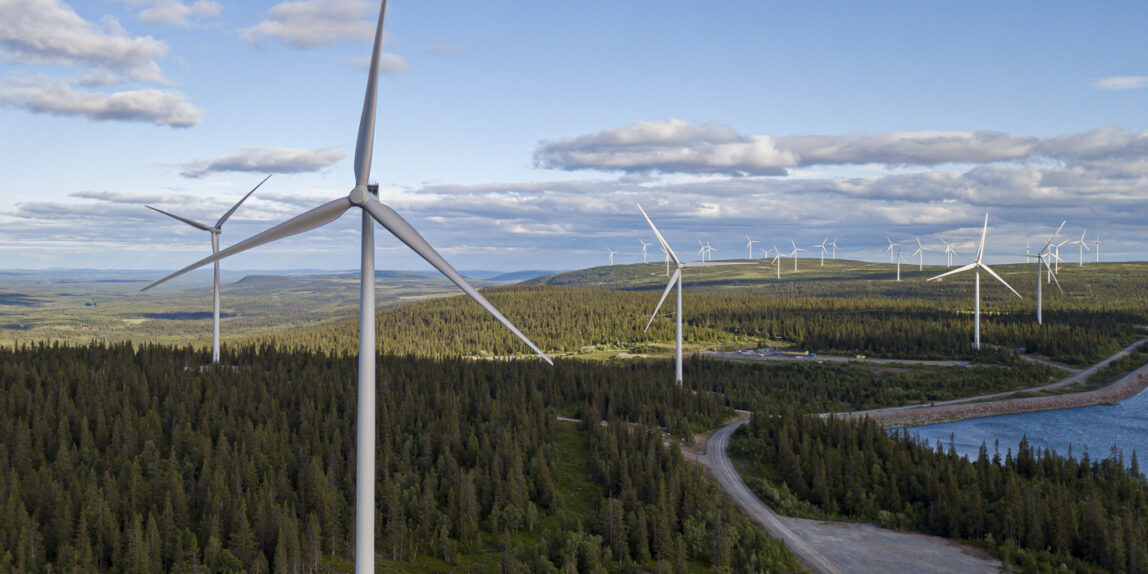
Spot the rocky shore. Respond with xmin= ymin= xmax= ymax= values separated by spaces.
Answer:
xmin=846 ymin=363 xmax=1148 ymax=429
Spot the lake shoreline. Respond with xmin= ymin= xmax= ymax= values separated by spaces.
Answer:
xmin=846 ymin=363 xmax=1148 ymax=429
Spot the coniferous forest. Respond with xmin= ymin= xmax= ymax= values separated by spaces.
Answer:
xmin=730 ymin=408 xmax=1148 ymax=572
xmin=0 ymin=342 xmax=801 ymax=573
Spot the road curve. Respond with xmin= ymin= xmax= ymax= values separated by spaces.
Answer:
xmin=704 ymin=421 xmax=845 ymax=574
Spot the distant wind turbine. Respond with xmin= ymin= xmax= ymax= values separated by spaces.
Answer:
xmin=638 ymin=203 xmax=748 ymax=384
xmin=912 ymin=237 xmax=932 ymax=271
xmin=1020 ymin=221 xmax=1065 ymax=325
xmin=896 ymin=248 xmax=906 ymax=281
xmin=771 ymin=244 xmax=782 ymax=279
xmin=146 ymin=174 xmax=270 ymax=363
xmin=1071 ymin=230 xmax=1089 ymax=267
xmin=885 ymin=237 xmax=901 ymax=263
xmin=788 ymin=240 xmax=807 ymax=272
xmin=814 ymin=238 xmax=829 ymax=266
xmin=141 ymin=4 xmax=551 ymax=572
xmin=830 ymin=237 xmax=839 ymax=260
xmin=1093 ymin=232 xmax=1102 ymax=262
xmin=608 ymin=248 xmax=618 ymax=265
xmin=745 ymin=234 xmax=758 ymax=259
xmin=639 ymin=239 xmax=653 ymax=263
xmin=928 ymin=213 xmax=1022 ymax=349
xmin=940 ymin=239 xmax=960 ymax=268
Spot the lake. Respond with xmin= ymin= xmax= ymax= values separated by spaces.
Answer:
xmin=905 ymin=387 xmax=1148 ymax=466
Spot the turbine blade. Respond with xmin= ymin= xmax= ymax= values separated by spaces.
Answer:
xmin=143 ymin=197 xmax=352 ymax=291
xmin=354 ymin=0 xmax=388 ymax=189
xmin=929 ymin=262 xmax=977 ymax=282
xmin=976 ymin=212 xmax=989 ymax=262
xmin=645 ymin=268 xmax=681 ymax=332
xmin=146 ymin=206 xmax=211 ymax=231
xmin=362 ymin=199 xmax=552 ymax=364
xmin=979 ymin=263 xmax=1022 ymax=298
xmin=216 ymin=174 xmax=272 ymax=227
xmin=1044 ymin=256 xmax=1065 ymax=294
xmin=636 ymin=203 xmax=681 ymax=266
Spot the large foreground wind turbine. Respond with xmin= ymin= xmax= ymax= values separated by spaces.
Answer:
xmin=638 ymin=203 xmax=744 ymax=384
xmin=146 ymin=174 xmax=270 ymax=363
xmin=1023 ymin=221 xmax=1065 ymax=325
xmin=142 ymin=3 xmax=551 ymax=572
xmin=928 ymin=213 xmax=1022 ymax=349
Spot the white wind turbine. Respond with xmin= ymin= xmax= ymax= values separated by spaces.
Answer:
xmin=142 ymin=4 xmax=551 ymax=572
xmin=928 ymin=213 xmax=1022 ymax=349
xmin=814 ymin=238 xmax=829 ymax=266
xmin=912 ymin=237 xmax=932 ymax=271
xmin=771 ymin=244 xmax=782 ymax=279
xmin=758 ymin=246 xmax=771 ymax=260
xmin=706 ymin=240 xmax=717 ymax=261
xmin=1071 ymin=230 xmax=1089 ymax=267
xmin=608 ymin=248 xmax=618 ymax=265
xmin=885 ymin=236 xmax=901 ymax=263
xmin=638 ymin=203 xmax=746 ymax=384
xmin=745 ymin=234 xmax=758 ymax=259
xmin=830 ymin=237 xmax=839 ymax=259
xmin=940 ymin=239 xmax=960 ymax=268
xmin=639 ymin=239 xmax=653 ymax=263
xmin=788 ymin=240 xmax=806 ymax=272
xmin=698 ymin=240 xmax=708 ymax=262
xmin=1021 ymin=221 xmax=1065 ymax=325
xmin=1053 ymin=239 xmax=1069 ymax=273
xmin=895 ymin=248 xmax=906 ymax=281
xmin=146 ymin=175 xmax=270 ymax=363
xmin=1093 ymin=232 xmax=1102 ymax=262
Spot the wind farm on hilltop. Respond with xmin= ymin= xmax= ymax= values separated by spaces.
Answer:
xmin=4 ymin=0 xmax=1148 ymax=573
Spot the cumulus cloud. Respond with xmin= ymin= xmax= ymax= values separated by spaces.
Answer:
xmin=242 ymin=0 xmax=376 ymax=48
xmin=535 ymin=119 xmax=796 ymax=176
xmin=0 ymin=78 xmax=201 ymax=127
xmin=378 ymin=52 xmax=409 ymax=75
xmin=1092 ymin=76 xmax=1148 ymax=91
xmin=777 ymin=131 xmax=1037 ymax=167
xmin=0 ymin=0 xmax=168 ymax=82
xmin=139 ymin=1 xmax=221 ymax=27
xmin=180 ymin=147 xmax=344 ymax=178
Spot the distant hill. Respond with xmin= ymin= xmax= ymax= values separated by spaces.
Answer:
xmin=484 ymin=269 xmax=562 ymax=283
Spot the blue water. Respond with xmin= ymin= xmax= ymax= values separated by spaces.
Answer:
xmin=904 ymin=388 xmax=1148 ymax=466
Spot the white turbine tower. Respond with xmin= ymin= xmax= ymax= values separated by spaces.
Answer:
xmin=1093 ymin=232 xmax=1102 ymax=262
xmin=928 ymin=213 xmax=1022 ymax=349
xmin=706 ymin=240 xmax=717 ymax=261
xmin=745 ymin=234 xmax=758 ymax=259
xmin=1021 ymin=221 xmax=1065 ymax=325
xmin=912 ymin=237 xmax=932 ymax=271
xmin=771 ymin=244 xmax=782 ymax=279
xmin=814 ymin=238 xmax=829 ymax=266
xmin=885 ymin=237 xmax=901 ymax=263
xmin=940 ymin=239 xmax=960 ymax=268
xmin=788 ymin=240 xmax=806 ymax=272
xmin=830 ymin=237 xmax=839 ymax=260
xmin=1053 ymin=239 xmax=1069 ymax=273
xmin=698 ymin=240 xmax=708 ymax=262
xmin=1071 ymin=230 xmax=1089 ymax=267
xmin=638 ymin=203 xmax=745 ymax=384
xmin=608 ymin=248 xmax=618 ymax=265
xmin=895 ymin=248 xmax=906 ymax=281
xmin=142 ymin=4 xmax=552 ymax=572
xmin=146 ymin=175 xmax=270 ymax=363
xmin=639 ymin=239 xmax=653 ymax=264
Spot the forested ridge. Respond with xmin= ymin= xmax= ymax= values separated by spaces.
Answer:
xmin=731 ymin=408 xmax=1148 ymax=572
xmin=0 ymin=342 xmax=800 ymax=573
xmin=249 ymin=285 xmax=1143 ymax=367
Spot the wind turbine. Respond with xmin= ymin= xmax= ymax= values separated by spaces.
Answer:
xmin=706 ymin=240 xmax=717 ymax=261
xmin=1021 ymin=221 xmax=1065 ymax=325
xmin=637 ymin=203 xmax=746 ymax=384
xmin=745 ymin=234 xmax=758 ymax=259
xmin=758 ymin=246 xmax=771 ymax=261
xmin=1093 ymin=232 xmax=1102 ymax=262
xmin=885 ymin=237 xmax=901 ymax=263
xmin=771 ymin=244 xmax=782 ymax=278
xmin=940 ymin=239 xmax=960 ymax=268
xmin=830 ymin=237 xmax=839 ymax=260
xmin=608 ymin=248 xmax=618 ymax=265
xmin=1024 ymin=239 xmax=1031 ymax=262
xmin=698 ymin=240 xmax=708 ymax=262
xmin=639 ymin=239 xmax=653 ymax=263
xmin=928 ymin=213 xmax=1022 ymax=349
xmin=1071 ymin=230 xmax=1089 ymax=267
xmin=895 ymin=248 xmax=905 ymax=281
xmin=662 ymin=246 xmax=671 ymax=276
xmin=912 ymin=237 xmax=932 ymax=271
xmin=788 ymin=240 xmax=806 ymax=272
xmin=141 ymin=4 xmax=551 ymax=573
xmin=814 ymin=238 xmax=829 ymax=266
xmin=145 ymin=174 xmax=270 ymax=363
xmin=1053 ymin=239 xmax=1069 ymax=273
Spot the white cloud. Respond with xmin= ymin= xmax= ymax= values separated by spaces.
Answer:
xmin=0 ymin=78 xmax=201 ymax=127
xmin=777 ymin=131 xmax=1037 ymax=167
xmin=241 ymin=0 xmax=376 ymax=48
xmin=1092 ymin=76 xmax=1148 ymax=91
xmin=378 ymin=52 xmax=408 ymax=75
xmin=180 ymin=147 xmax=345 ymax=178
xmin=138 ymin=1 xmax=222 ymax=27
xmin=0 ymin=0 xmax=169 ymax=82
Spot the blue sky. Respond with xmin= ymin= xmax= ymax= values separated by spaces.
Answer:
xmin=2 ymin=0 xmax=1146 ymax=272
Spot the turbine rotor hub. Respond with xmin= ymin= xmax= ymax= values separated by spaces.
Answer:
xmin=349 ymin=185 xmax=369 ymax=205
